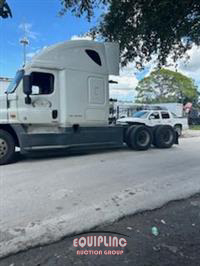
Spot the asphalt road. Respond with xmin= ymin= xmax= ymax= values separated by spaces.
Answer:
xmin=1 ymin=194 xmax=200 ymax=266
xmin=0 ymin=137 xmax=200 ymax=258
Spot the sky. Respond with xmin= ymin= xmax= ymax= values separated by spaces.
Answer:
xmin=0 ymin=0 xmax=200 ymax=102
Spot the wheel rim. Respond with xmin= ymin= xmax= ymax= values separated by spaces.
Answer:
xmin=0 ymin=138 xmax=8 ymax=159
xmin=162 ymin=129 xmax=173 ymax=145
xmin=137 ymin=130 xmax=150 ymax=147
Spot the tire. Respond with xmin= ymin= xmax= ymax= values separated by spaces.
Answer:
xmin=174 ymin=125 xmax=182 ymax=136
xmin=0 ymin=130 xmax=15 ymax=165
xmin=154 ymin=125 xmax=176 ymax=149
xmin=124 ymin=125 xmax=136 ymax=145
xmin=152 ymin=125 xmax=161 ymax=146
xmin=127 ymin=125 xmax=152 ymax=150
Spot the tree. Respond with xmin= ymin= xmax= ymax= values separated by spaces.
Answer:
xmin=0 ymin=0 xmax=12 ymax=18
xmin=61 ymin=0 xmax=200 ymax=67
xmin=135 ymin=69 xmax=199 ymax=104
xmin=59 ymin=0 xmax=108 ymax=20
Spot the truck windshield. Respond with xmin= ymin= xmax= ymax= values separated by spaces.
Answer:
xmin=171 ymin=112 xmax=178 ymax=118
xmin=133 ymin=111 xmax=149 ymax=118
xmin=6 ymin=70 xmax=24 ymax=94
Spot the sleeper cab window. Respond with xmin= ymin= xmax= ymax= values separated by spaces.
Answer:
xmin=31 ymin=72 xmax=54 ymax=95
xmin=85 ymin=49 xmax=102 ymax=66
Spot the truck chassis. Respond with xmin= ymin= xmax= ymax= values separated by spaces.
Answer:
xmin=0 ymin=124 xmax=178 ymax=165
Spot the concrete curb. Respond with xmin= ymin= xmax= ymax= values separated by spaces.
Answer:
xmin=181 ymin=130 xmax=200 ymax=138
xmin=1 ymin=177 xmax=200 ymax=259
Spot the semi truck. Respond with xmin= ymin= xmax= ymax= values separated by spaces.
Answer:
xmin=0 ymin=40 xmax=178 ymax=165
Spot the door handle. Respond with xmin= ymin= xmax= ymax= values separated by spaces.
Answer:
xmin=52 ymin=110 xmax=58 ymax=119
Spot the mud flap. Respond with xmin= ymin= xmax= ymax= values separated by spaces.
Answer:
xmin=175 ymin=131 xmax=179 ymax=144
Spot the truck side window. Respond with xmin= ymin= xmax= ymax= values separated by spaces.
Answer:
xmin=85 ymin=49 xmax=102 ymax=66
xmin=149 ymin=112 xmax=160 ymax=119
xmin=161 ymin=112 xmax=170 ymax=119
xmin=31 ymin=72 xmax=54 ymax=95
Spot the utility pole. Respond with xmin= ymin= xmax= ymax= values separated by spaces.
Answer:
xmin=19 ymin=22 xmax=29 ymax=66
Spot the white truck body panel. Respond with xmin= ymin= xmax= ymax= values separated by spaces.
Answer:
xmin=104 ymin=42 xmax=119 ymax=75
xmin=0 ymin=94 xmax=8 ymax=123
xmin=0 ymin=79 xmax=11 ymax=123
xmin=15 ymin=68 xmax=60 ymax=125
xmin=16 ymin=40 xmax=118 ymax=127
xmin=28 ymin=40 xmax=119 ymax=75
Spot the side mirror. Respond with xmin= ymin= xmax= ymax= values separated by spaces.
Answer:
xmin=23 ymin=75 xmax=32 ymax=104
xmin=23 ymin=75 xmax=32 ymax=95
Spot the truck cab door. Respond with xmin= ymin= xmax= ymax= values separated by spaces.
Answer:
xmin=18 ymin=71 xmax=59 ymax=125
xmin=148 ymin=111 xmax=161 ymax=126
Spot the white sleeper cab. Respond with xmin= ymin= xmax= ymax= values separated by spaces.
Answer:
xmin=0 ymin=40 xmax=178 ymax=165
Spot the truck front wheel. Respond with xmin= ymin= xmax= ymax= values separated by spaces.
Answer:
xmin=127 ymin=125 xmax=152 ymax=150
xmin=0 ymin=130 xmax=15 ymax=165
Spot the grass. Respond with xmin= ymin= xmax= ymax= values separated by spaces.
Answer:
xmin=189 ymin=125 xmax=200 ymax=130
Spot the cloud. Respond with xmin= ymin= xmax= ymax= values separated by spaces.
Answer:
xmin=145 ymin=45 xmax=200 ymax=85
xmin=109 ymin=44 xmax=200 ymax=101
xmin=128 ymin=45 xmax=200 ymax=96
xmin=109 ymin=75 xmax=138 ymax=91
xmin=109 ymin=64 xmax=138 ymax=101
xmin=177 ymin=46 xmax=200 ymax=84
xmin=19 ymin=23 xmax=39 ymax=40
xmin=70 ymin=35 xmax=92 ymax=41
xmin=26 ymin=52 xmax=37 ymax=59
xmin=7 ymin=41 xmax=17 ymax=47
xmin=110 ymin=89 xmax=136 ymax=102
xmin=26 ymin=46 xmax=47 ymax=59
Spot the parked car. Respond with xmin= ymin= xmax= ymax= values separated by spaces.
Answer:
xmin=117 ymin=110 xmax=188 ymax=136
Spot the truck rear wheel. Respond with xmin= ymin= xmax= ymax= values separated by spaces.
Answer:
xmin=154 ymin=125 xmax=175 ymax=149
xmin=127 ymin=125 xmax=152 ymax=150
xmin=124 ymin=125 xmax=136 ymax=144
xmin=0 ymin=130 xmax=15 ymax=165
